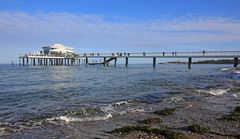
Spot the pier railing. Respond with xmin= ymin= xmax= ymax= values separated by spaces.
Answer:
xmin=20 ymin=51 xmax=240 ymax=58
xmin=74 ymin=51 xmax=240 ymax=57
xmin=20 ymin=53 xmax=76 ymax=58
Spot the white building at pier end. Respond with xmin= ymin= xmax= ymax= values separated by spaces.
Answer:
xmin=42 ymin=44 xmax=74 ymax=55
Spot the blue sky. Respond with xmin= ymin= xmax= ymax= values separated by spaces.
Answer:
xmin=0 ymin=0 xmax=240 ymax=63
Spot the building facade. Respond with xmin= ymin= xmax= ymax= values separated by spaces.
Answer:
xmin=42 ymin=44 xmax=74 ymax=55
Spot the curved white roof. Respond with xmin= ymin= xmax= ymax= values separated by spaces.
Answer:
xmin=42 ymin=43 xmax=74 ymax=53
xmin=45 ymin=43 xmax=74 ymax=50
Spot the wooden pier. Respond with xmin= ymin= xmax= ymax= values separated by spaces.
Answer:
xmin=19 ymin=51 xmax=240 ymax=69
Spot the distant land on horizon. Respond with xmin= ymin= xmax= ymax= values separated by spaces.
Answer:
xmin=163 ymin=59 xmax=240 ymax=64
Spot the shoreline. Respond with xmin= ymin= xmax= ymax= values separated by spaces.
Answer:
xmin=3 ymin=88 xmax=240 ymax=139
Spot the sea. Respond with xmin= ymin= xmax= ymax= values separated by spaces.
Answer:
xmin=0 ymin=64 xmax=240 ymax=138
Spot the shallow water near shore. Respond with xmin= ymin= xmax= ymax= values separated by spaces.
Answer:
xmin=0 ymin=64 xmax=240 ymax=138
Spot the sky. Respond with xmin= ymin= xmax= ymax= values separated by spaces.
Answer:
xmin=0 ymin=0 xmax=240 ymax=63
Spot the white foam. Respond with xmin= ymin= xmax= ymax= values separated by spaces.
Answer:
xmin=221 ymin=67 xmax=240 ymax=74
xmin=128 ymin=108 xmax=145 ymax=113
xmin=198 ymin=89 xmax=229 ymax=96
xmin=118 ymin=111 xmax=127 ymax=115
xmin=162 ymin=97 xmax=184 ymax=104
xmin=47 ymin=113 xmax=112 ymax=123
xmin=234 ymin=71 xmax=240 ymax=74
xmin=170 ymin=97 xmax=184 ymax=103
xmin=221 ymin=68 xmax=231 ymax=71
xmin=100 ymin=101 xmax=129 ymax=113
xmin=115 ymin=101 xmax=128 ymax=106
xmin=232 ymin=93 xmax=239 ymax=98
xmin=0 ymin=128 xmax=6 ymax=136
xmin=100 ymin=104 xmax=115 ymax=113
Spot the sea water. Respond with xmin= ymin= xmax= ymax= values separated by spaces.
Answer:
xmin=0 ymin=64 xmax=239 ymax=138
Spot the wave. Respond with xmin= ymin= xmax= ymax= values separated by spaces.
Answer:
xmin=234 ymin=71 xmax=240 ymax=74
xmin=115 ymin=101 xmax=129 ymax=106
xmin=0 ymin=121 xmax=38 ymax=137
xmin=231 ymin=93 xmax=240 ymax=98
xmin=47 ymin=113 xmax=112 ymax=123
xmin=101 ymin=100 xmax=131 ymax=113
xmin=197 ymin=89 xmax=229 ymax=96
xmin=162 ymin=96 xmax=184 ymax=103
xmin=46 ymin=100 xmax=146 ymax=124
xmin=221 ymin=68 xmax=232 ymax=71
xmin=0 ymin=99 xmax=147 ymax=135
xmin=221 ymin=67 xmax=240 ymax=74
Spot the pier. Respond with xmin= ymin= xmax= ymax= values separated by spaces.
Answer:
xmin=19 ymin=51 xmax=240 ymax=69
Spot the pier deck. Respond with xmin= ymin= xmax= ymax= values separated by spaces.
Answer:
xmin=19 ymin=51 xmax=240 ymax=68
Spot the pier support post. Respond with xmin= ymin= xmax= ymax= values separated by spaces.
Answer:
xmin=57 ymin=59 xmax=59 ymax=66
xmin=44 ymin=58 xmax=46 ymax=66
xmin=71 ymin=59 xmax=73 ymax=66
xmin=26 ymin=58 xmax=29 ymax=66
xmin=40 ymin=58 xmax=42 ymax=66
xmin=125 ymin=57 xmax=128 ymax=67
xmin=234 ymin=57 xmax=238 ymax=67
xmin=86 ymin=57 xmax=88 ymax=66
xmin=33 ymin=58 xmax=35 ymax=66
xmin=23 ymin=58 xmax=25 ymax=66
xmin=188 ymin=57 xmax=192 ymax=70
xmin=103 ymin=57 xmax=106 ymax=67
xmin=114 ymin=58 xmax=117 ymax=67
xmin=153 ymin=57 xmax=156 ymax=68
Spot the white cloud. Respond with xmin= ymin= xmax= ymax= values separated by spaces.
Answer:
xmin=0 ymin=11 xmax=240 ymax=52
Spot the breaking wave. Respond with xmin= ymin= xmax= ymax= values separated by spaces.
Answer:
xmin=221 ymin=67 xmax=240 ymax=74
xmin=47 ymin=100 xmax=145 ymax=123
xmin=47 ymin=113 xmax=113 ymax=123
xmin=197 ymin=89 xmax=230 ymax=96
